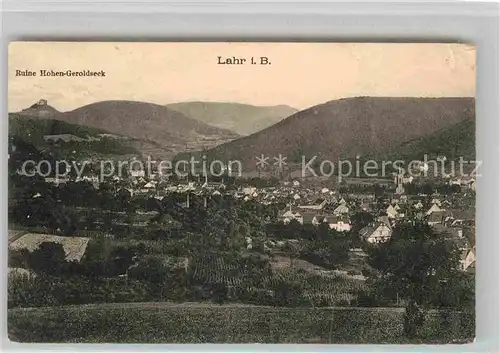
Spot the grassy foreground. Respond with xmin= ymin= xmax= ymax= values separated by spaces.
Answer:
xmin=8 ymin=303 xmax=474 ymax=344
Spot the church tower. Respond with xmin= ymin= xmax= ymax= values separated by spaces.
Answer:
xmin=395 ymin=171 xmax=405 ymax=195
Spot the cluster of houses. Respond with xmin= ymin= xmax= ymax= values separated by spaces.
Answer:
xmin=275 ymin=189 xmax=476 ymax=272
xmin=278 ymin=197 xmax=352 ymax=232
xmin=21 ymin=161 xmax=476 ymax=273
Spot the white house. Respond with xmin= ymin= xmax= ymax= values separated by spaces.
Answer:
xmin=294 ymin=212 xmax=352 ymax=232
xmin=280 ymin=209 xmax=303 ymax=224
xmin=402 ymin=175 xmax=414 ymax=184
xmin=386 ymin=205 xmax=398 ymax=219
xmin=333 ymin=203 xmax=349 ymax=215
xmin=298 ymin=198 xmax=327 ymax=210
xmin=450 ymin=177 xmax=476 ymax=190
xmin=323 ymin=215 xmax=351 ymax=232
xmin=460 ymin=246 xmax=476 ymax=271
xmin=427 ymin=210 xmax=449 ymax=226
xmin=360 ymin=223 xmax=392 ymax=244
xmin=431 ymin=198 xmax=442 ymax=206
xmin=242 ymin=187 xmax=257 ymax=195
xmin=426 ymin=203 xmax=442 ymax=216
xmin=130 ymin=169 xmax=145 ymax=178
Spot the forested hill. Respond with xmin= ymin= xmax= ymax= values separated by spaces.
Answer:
xmin=194 ymin=97 xmax=475 ymax=167
xmin=374 ymin=117 xmax=475 ymax=162
xmin=9 ymin=114 xmax=139 ymax=158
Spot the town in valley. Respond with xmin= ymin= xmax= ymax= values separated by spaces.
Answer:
xmin=7 ymin=42 xmax=476 ymax=344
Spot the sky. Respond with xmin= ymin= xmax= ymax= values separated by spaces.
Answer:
xmin=8 ymin=42 xmax=476 ymax=112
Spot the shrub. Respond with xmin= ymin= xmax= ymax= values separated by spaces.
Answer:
xmin=26 ymin=242 xmax=68 ymax=276
xmin=8 ymin=274 xmax=150 ymax=308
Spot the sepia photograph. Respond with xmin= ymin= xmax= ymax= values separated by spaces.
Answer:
xmin=7 ymin=42 xmax=476 ymax=344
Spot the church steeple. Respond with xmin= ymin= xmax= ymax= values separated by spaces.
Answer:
xmin=395 ymin=169 xmax=405 ymax=195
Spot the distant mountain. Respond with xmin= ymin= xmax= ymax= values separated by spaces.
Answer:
xmin=17 ymin=100 xmax=241 ymax=158
xmin=167 ymin=102 xmax=298 ymax=135
xmin=198 ymin=97 xmax=475 ymax=168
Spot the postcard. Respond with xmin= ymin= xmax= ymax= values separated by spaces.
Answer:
xmin=7 ymin=42 xmax=476 ymax=343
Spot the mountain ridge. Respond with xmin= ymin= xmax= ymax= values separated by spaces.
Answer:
xmin=16 ymin=100 xmax=241 ymax=158
xmin=195 ymin=97 xmax=475 ymax=168
xmin=166 ymin=101 xmax=298 ymax=136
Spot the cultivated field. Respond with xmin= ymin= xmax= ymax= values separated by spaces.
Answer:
xmin=8 ymin=303 xmax=474 ymax=344
xmin=9 ymin=233 xmax=90 ymax=262
xmin=189 ymin=253 xmax=366 ymax=306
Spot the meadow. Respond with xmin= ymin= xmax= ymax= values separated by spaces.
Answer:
xmin=8 ymin=303 xmax=474 ymax=344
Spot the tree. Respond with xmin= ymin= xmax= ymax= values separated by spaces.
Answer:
xmin=128 ymin=255 xmax=175 ymax=284
xmin=351 ymin=211 xmax=374 ymax=235
xmin=421 ymin=183 xmax=434 ymax=195
xmin=115 ymin=188 xmax=132 ymax=211
xmin=450 ymin=184 xmax=462 ymax=194
xmin=272 ymin=278 xmax=305 ymax=307
xmin=316 ymin=222 xmax=331 ymax=241
xmin=27 ymin=242 xmax=68 ymax=275
xmin=84 ymin=209 xmax=99 ymax=230
xmin=211 ymin=282 xmax=229 ymax=304
xmin=48 ymin=206 xmax=78 ymax=236
xmin=285 ymin=219 xmax=302 ymax=239
xmin=9 ymin=249 xmax=31 ymax=269
xmin=366 ymin=220 xmax=461 ymax=339
xmin=300 ymin=236 xmax=349 ymax=270
xmin=374 ymin=184 xmax=385 ymax=198
xmin=109 ymin=244 xmax=136 ymax=276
